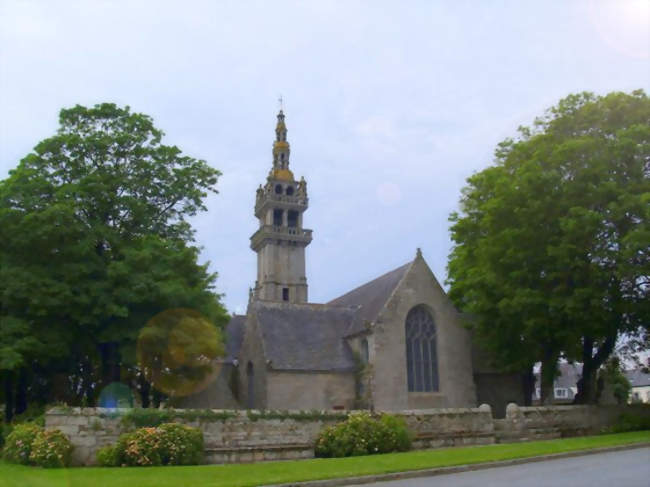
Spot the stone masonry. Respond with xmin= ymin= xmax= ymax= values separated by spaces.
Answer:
xmin=45 ymin=404 xmax=650 ymax=466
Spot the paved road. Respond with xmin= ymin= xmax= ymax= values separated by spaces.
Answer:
xmin=348 ymin=447 xmax=650 ymax=487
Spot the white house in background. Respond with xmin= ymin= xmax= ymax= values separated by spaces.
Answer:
xmin=625 ymin=368 xmax=650 ymax=403
xmin=533 ymin=363 xmax=582 ymax=404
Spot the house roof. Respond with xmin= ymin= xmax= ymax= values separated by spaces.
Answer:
xmin=555 ymin=363 xmax=582 ymax=389
xmin=224 ymin=314 xmax=246 ymax=363
xmin=252 ymin=301 xmax=358 ymax=372
xmin=533 ymin=363 xmax=582 ymax=390
xmin=328 ymin=261 xmax=411 ymax=336
xmin=625 ymin=369 xmax=650 ymax=387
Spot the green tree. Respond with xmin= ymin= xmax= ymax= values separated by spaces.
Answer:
xmin=0 ymin=103 xmax=228 ymax=418
xmin=447 ymin=90 xmax=649 ymax=404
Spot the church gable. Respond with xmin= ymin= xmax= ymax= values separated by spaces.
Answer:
xmin=369 ymin=250 xmax=477 ymax=410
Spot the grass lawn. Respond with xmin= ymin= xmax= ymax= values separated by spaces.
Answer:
xmin=1 ymin=431 xmax=648 ymax=487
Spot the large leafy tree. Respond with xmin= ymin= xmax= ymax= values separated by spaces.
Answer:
xmin=447 ymin=90 xmax=649 ymax=404
xmin=0 ymin=104 xmax=228 ymax=419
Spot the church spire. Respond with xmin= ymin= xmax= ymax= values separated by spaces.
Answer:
xmin=271 ymin=110 xmax=294 ymax=181
xmin=251 ymin=108 xmax=312 ymax=304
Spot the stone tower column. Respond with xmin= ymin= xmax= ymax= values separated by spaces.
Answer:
xmin=250 ymin=110 xmax=312 ymax=303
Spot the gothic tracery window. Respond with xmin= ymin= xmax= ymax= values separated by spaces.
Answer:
xmin=405 ymin=305 xmax=439 ymax=392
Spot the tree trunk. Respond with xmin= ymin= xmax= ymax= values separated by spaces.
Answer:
xmin=540 ymin=351 xmax=558 ymax=405
xmin=139 ymin=373 xmax=151 ymax=408
xmin=152 ymin=388 xmax=162 ymax=409
xmin=574 ymin=334 xmax=616 ymax=404
xmin=83 ymin=357 xmax=96 ymax=407
xmin=15 ymin=368 xmax=27 ymax=415
xmin=3 ymin=371 xmax=14 ymax=422
xmin=100 ymin=342 xmax=121 ymax=385
xmin=522 ymin=366 xmax=535 ymax=406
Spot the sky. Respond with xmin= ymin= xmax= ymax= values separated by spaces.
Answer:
xmin=1 ymin=0 xmax=649 ymax=315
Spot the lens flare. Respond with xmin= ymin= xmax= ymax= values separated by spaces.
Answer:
xmin=137 ymin=309 xmax=224 ymax=398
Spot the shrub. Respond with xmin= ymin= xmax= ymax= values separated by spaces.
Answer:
xmin=315 ymin=412 xmax=412 ymax=458
xmin=0 ymin=423 xmax=14 ymax=449
xmin=157 ymin=423 xmax=203 ymax=465
xmin=96 ymin=444 xmax=121 ymax=467
xmin=98 ymin=423 xmax=204 ymax=467
xmin=2 ymin=423 xmax=43 ymax=465
xmin=606 ymin=412 xmax=650 ymax=433
xmin=29 ymin=429 xmax=73 ymax=468
xmin=120 ymin=427 xmax=163 ymax=466
xmin=378 ymin=414 xmax=412 ymax=452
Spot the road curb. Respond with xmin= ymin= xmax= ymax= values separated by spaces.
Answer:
xmin=263 ymin=442 xmax=650 ymax=487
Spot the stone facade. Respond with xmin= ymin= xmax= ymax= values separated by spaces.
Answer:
xmin=45 ymin=404 xmax=650 ymax=466
xmin=369 ymin=253 xmax=476 ymax=411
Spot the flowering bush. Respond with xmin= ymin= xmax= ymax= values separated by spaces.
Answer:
xmin=120 ymin=427 xmax=163 ymax=466
xmin=2 ymin=423 xmax=42 ymax=465
xmin=29 ymin=429 xmax=73 ymax=468
xmin=315 ymin=412 xmax=412 ymax=458
xmin=97 ymin=423 xmax=203 ymax=467
xmin=157 ymin=423 xmax=203 ymax=465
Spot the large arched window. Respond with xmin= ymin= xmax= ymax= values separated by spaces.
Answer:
xmin=405 ymin=306 xmax=439 ymax=392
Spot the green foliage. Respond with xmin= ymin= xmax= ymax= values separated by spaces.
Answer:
xmin=156 ymin=423 xmax=203 ymax=465
xmin=119 ymin=427 xmax=163 ymax=466
xmin=246 ymin=409 xmax=349 ymax=422
xmin=605 ymin=410 xmax=650 ymax=433
xmin=1 ymin=432 xmax=648 ymax=486
xmin=447 ymin=90 xmax=650 ymax=403
xmin=96 ymin=444 xmax=120 ymax=467
xmin=314 ymin=412 xmax=412 ymax=458
xmin=598 ymin=358 xmax=632 ymax=404
xmin=2 ymin=423 xmax=42 ymax=464
xmin=0 ymin=422 xmax=13 ymax=449
xmin=98 ymin=423 xmax=204 ymax=467
xmin=0 ymin=102 xmax=228 ymax=411
xmin=11 ymin=403 xmax=46 ymax=427
xmin=29 ymin=429 xmax=73 ymax=468
xmin=116 ymin=408 xmax=237 ymax=428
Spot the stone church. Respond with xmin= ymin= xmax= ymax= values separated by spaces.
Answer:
xmin=183 ymin=110 xmax=522 ymax=415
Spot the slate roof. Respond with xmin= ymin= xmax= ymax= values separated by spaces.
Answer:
xmin=224 ymin=314 xmax=246 ymax=363
xmin=625 ymin=369 xmax=650 ymax=387
xmin=328 ymin=261 xmax=411 ymax=336
xmin=252 ymin=301 xmax=359 ymax=372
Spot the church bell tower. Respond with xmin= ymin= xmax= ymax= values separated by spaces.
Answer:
xmin=250 ymin=110 xmax=312 ymax=303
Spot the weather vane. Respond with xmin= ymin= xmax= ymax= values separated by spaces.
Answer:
xmin=278 ymin=95 xmax=283 ymax=111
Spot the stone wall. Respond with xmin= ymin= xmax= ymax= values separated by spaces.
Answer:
xmin=45 ymin=404 xmax=650 ymax=466
xmin=266 ymin=371 xmax=356 ymax=410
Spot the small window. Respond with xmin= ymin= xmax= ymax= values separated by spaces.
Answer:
xmin=275 ymin=184 xmax=282 ymax=194
xmin=287 ymin=210 xmax=298 ymax=228
xmin=286 ymin=186 xmax=294 ymax=196
xmin=361 ymin=338 xmax=369 ymax=364
xmin=282 ymin=288 xmax=289 ymax=301
xmin=273 ymin=209 xmax=283 ymax=226
xmin=554 ymin=388 xmax=568 ymax=398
